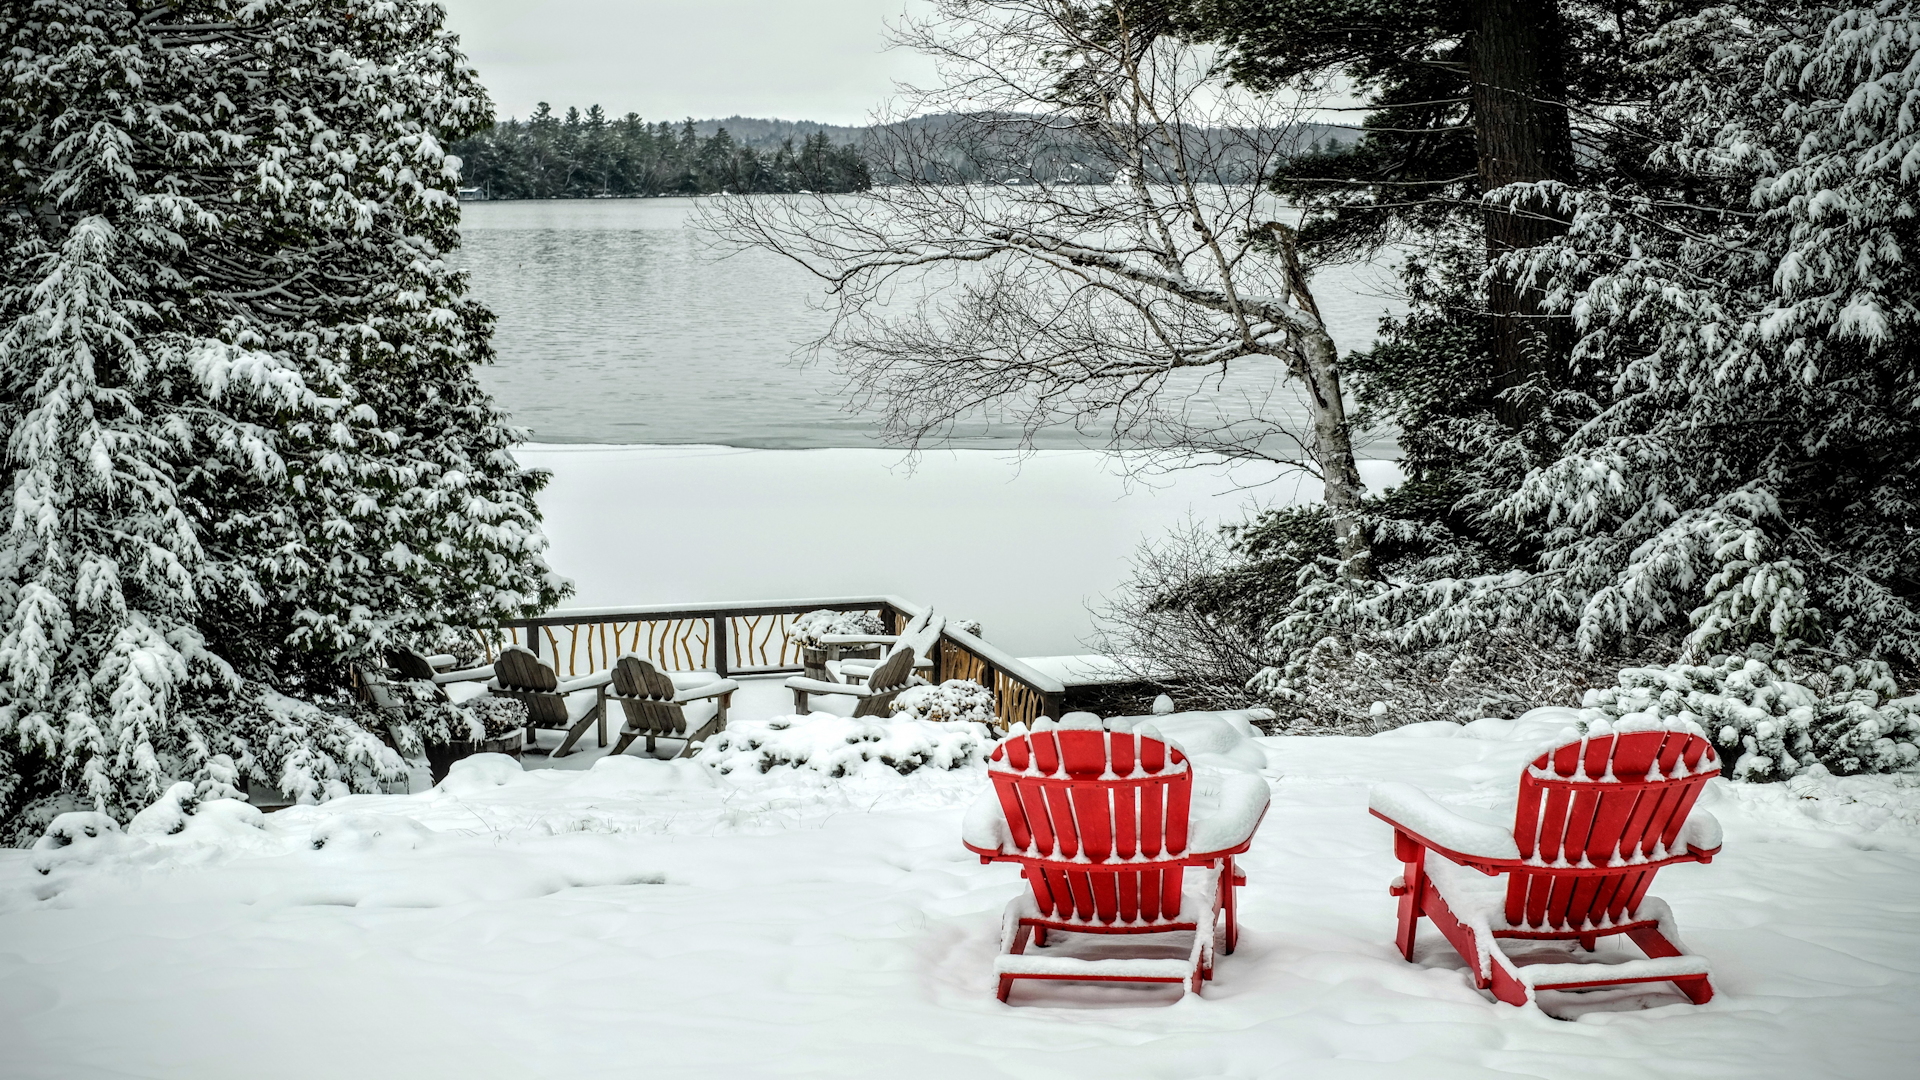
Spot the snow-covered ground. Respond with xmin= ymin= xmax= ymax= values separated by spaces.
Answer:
xmin=4 ymin=697 xmax=1916 ymax=1079
xmin=519 ymin=443 xmax=1406 ymax=657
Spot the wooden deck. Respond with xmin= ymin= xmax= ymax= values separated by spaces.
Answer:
xmin=471 ymin=596 xmax=1068 ymax=731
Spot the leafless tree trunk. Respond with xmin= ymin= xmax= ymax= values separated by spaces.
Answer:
xmin=704 ymin=0 xmax=1373 ymax=573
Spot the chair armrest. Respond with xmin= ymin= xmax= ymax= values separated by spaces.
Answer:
xmin=1678 ymin=808 xmax=1722 ymax=860
xmin=424 ymin=653 xmax=460 ymax=670
xmin=433 ymin=664 xmax=495 ymax=684
xmin=784 ymin=676 xmax=870 ymax=698
xmin=1369 ymin=782 xmax=1521 ymax=867
xmin=556 ymin=670 xmax=614 ymax=694
xmin=672 ymin=679 xmax=741 ymax=703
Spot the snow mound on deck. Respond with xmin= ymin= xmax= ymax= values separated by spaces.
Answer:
xmin=1107 ymin=708 xmax=1275 ymax=774
xmin=698 ymin=713 xmax=995 ymax=776
xmin=1375 ymin=706 xmax=1583 ymax=745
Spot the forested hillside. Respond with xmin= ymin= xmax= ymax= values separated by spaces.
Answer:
xmin=452 ymin=106 xmax=872 ymax=197
xmin=452 ymin=105 xmax=1360 ymax=197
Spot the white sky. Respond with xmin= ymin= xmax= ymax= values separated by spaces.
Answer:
xmin=437 ymin=1 xmax=938 ymax=125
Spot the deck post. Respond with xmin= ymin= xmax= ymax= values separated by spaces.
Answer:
xmin=713 ymin=615 xmax=730 ymax=679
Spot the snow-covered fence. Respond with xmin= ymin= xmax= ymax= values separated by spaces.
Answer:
xmin=478 ymin=596 xmax=1065 ymax=729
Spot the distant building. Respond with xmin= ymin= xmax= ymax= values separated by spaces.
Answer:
xmin=457 ymin=186 xmax=487 ymax=201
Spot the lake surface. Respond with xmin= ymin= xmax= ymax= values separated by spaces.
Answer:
xmin=458 ymin=198 xmax=1405 ymax=453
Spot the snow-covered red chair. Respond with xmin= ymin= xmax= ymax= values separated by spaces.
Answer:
xmin=963 ymin=714 xmax=1270 ymax=1002
xmin=1370 ymin=719 xmax=1725 ymax=1006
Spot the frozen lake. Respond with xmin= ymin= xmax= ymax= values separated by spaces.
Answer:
xmin=458 ymin=198 xmax=1405 ymax=453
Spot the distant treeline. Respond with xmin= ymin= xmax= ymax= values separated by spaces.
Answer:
xmin=452 ymin=104 xmax=872 ymax=198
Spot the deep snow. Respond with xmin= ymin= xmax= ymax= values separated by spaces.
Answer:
xmin=3 ymin=701 xmax=1917 ymax=1079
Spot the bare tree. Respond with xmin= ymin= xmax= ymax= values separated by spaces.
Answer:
xmin=706 ymin=0 xmax=1371 ymax=572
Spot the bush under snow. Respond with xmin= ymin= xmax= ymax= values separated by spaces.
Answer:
xmin=1581 ymin=656 xmax=1920 ymax=782
xmin=890 ymin=679 xmax=997 ymax=726
xmin=787 ymin=609 xmax=885 ymax=649
xmin=697 ymin=713 xmax=993 ymax=777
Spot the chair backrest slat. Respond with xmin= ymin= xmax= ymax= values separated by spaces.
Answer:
xmin=1502 ymin=727 xmax=1721 ymax=931
xmin=494 ymin=646 xmax=557 ymax=692
xmin=867 ymin=647 xmax=916 ymax=693
xmin=387 ymin=649 xmax=440 ymax=681
xmin=985 ymin=724 xmax=1197 ymax=925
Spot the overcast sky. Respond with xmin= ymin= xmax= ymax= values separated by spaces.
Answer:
xmin=437 ymin=1 xmax=938 ymax=125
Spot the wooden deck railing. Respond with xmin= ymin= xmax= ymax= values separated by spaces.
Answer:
xmin=474 ymin=595 xmax=1065 ymax=730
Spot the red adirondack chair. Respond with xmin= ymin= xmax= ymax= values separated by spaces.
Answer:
xmin=1369 ymin=720 xmax=1725 ymax=1006
xmin=962 ymin=714 xmax=1270 ymax=1002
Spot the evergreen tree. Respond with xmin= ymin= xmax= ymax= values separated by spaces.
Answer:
xmin=0 ymin=0 xmax=567 ymax=838
xmin=1240 ymin=2 xmax=1920 ymax=697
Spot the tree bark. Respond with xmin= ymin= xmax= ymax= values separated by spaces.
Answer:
xmin=1274 ymin=226 xmax=1373 ymax=579
xmin=1471 ymin=0 xmax=1575 ymax=427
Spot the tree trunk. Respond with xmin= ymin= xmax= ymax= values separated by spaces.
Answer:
xmin=1471 ymin=0 xmax=1575 ymax=427
xmin=1274 ymin=227 xmax=1373 ymax=579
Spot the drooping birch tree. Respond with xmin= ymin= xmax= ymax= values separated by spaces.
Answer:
xmin=709 ymin=0 xmax=1375 ymax=571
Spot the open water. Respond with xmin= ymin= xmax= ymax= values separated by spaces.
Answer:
xmin=458 ymin=198 xmax=1404 ymax=453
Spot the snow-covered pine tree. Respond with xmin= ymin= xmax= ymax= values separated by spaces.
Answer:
xmin=1241 ymin=3 xmax=1920 ymax=771
xmin=1484 ymin=1 xmax=1920 ymax=664
xmin=0 ymin=1 xmax=567 ymax=838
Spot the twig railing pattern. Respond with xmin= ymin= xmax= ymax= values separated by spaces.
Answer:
xmin=478 ymin=596 xmax=1065 ymax=730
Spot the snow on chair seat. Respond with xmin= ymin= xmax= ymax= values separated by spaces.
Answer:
xmin=786 ymin=645 xmax=920 ymax=718
xmin=830 ymin=609 xmax=945 ymax=684
xmin=606 ymin=654 xmax=738 ymax=759
xmin=962 ymin=713 xmax=1269 ymax=1002
xmin=1370 ymin=718 xmax=1725 ymax=1007
xmin=487 ymin=646 xmax=612 ymax=758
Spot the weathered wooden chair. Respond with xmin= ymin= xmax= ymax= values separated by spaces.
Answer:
xmin=830 ymin=610 xmax=946 ymax=686
xmin=385 ymin=648 xmax=495 ymax=688
xmin=961 ymin=715 xmax=1270 ymax=1002
xmin=606 ymin=654 xmax=739 ymax=758
xmin=1369 ymin=720 xmax=1725 ymax=1006
xmin=486 ymin=645 xmax=612 ymax=758
xmin=785 ymin=645 xmax=919 ymax=716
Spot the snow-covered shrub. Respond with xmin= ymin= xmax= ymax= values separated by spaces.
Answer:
xmin=698 ymin=714 xmax=991 ymax=777
xmin=1257 ymin=628 xmax=1618 ymax=734
xmin=461 ymin=697 xmax=528 ymax=742
xmin=788 ymin=609 xmax=886 ymax=649
xmin=1582 ymin=656 xmax=1920 ymax=782
xmin=890 ymin=680 xmax=997 ymax=726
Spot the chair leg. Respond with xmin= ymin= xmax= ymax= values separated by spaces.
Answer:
xmin=1625 ymin=925 xmax=1715 ymax=1004
xmin=998 ymin=922 xmax=1034 ymax=1002
xmin=1222 ymin=856 xmax=1240 ymax=955
xmin=792 ymin=688 xmax=809 ymax=715
xmin=1393 ymin=848 xmax=1427 ymax=962
xmin=596 ymin=694 xmax=608 ymax=748
xmin=553 ymin=711 xmax=598 ymax=757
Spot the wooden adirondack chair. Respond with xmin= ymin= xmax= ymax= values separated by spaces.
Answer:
xmin=486 ymin=646 xmax=612 ymax=758
xmin=962 ymin=715 xmax=1270 ymax=1002
xmin=824 ymin=609 xmax=945 ymax=685
xmin=1369 ymin=720 xmax=1725 ymax=1006
xmin=385 ymin=648 xmax=494 ymax=688
xmin=785 ymin=645 xmax=919 ymax=717
xmin=606 ymin=654 xmax=739 ymax=758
